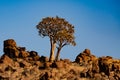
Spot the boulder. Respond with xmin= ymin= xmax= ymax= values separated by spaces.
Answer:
xmin=40 ymin=56 xmax=49 ymax=62
xmin=0 ymin=55 xmax=13 ymax=66
xmin=44 ymin=62 xmax=52 ymax=69
xmin=40 ymin=72 xmax=49 ymax=80
xmin=18 ymin=47 xmax=26 ymax=51
xmin=3 ymin=39 xmax=19 ymax=58
xmin=4 ymin=39 xmax=17 ymax=48
xmin=98 ymin=56 xmax=113 ymax=75
xmin=29 ymin=51 xmax=38 ymax=57
xmin=33 ymin=55 xmax=40 ymax=61
xmin=83 ymin=49 xmax=91 ymax=55
xmin=19 ymin=51 xmax=29 ymax=58
xmin=52 ymin=61 xmax=64 ymax=69
xmin=75 ymin=49 xmax=97 ymax=66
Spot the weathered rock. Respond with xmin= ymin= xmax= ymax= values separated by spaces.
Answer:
xmin=75 ymin=49 xmax=120 ymax=80
xmin=33 ymin=55 xmax=40 ymax=61
xmin=44 ymin=62 xmax=52 ymax=68
xmin=4 ymin=46 xmax=19 ymax=58
xmin=3 ymin=39 xmax=19 ymax=58
xmin=18 ymin=47 xmax=26 ymax=51
xmin=4 ymin=39 xmax=17 ymax=48
xmin=92 ymin=59 xmax=99 ymax=73
xmin=29 ymin=51 xmax=38 ymax=57
xmin=75 ymin=49 xmax=95 ymax=66
xmin=40 ymin=72 xmax=49 ymax=80
xmin=99 ymin=56 xmax=113 ymax=75
xmin=5 ymin=65 xmax=16 ymax=72
xmin=52 ymin=61 xmax=64 ymax=69
xmin=93 ymin=73 xmax=102 ymax=80
xmin=0 ymin=39 xmax=120 ymax=80
xmin=0 ymin=55 xmax=13 ymax=64
xmin=19 ymin=51 xmax=29 ymax=58
xmin=40 ymin=56 xmax=49 ymax=62
xmin=83 ymin=49 xmax=91 ymax=55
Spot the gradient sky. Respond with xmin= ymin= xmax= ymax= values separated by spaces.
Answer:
xmin=0 ymin=0 xmax=120 ymax=60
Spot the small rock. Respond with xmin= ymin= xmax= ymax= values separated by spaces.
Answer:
xmin=83 ymin=49 xmax=91 ymax=55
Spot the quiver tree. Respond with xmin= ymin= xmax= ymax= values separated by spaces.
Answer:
xmin=36 ymin=16 xmax=76 ymax=62
xmin=55 ymin=27 xmax=76 ymax=61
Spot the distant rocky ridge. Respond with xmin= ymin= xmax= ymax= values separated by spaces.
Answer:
xmin=0 ymin=39 xmax=120 ymax=80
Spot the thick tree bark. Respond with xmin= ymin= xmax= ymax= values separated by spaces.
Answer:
xmin=49 ymin=40 xmax=56 ymax=62
xmin=55 ymin=47 xmax=62 ymax=61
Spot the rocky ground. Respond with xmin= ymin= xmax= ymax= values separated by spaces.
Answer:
xmin=0 ymin=39 xmax=120 ymax=80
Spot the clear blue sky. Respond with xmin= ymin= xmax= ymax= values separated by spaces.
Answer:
xmin=0 ymin=0 xmax=120 ymax=60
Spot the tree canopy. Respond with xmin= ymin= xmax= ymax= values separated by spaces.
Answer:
xmin=36 ymin=16 xmax=76 ymax=61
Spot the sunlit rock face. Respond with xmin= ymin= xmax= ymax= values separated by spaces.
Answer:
xmin=0 ymin=39 xmax=120 ymax=80
xmin=75 ymin=49 xmax=120 ymax=79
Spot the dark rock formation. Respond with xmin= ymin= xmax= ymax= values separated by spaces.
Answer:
xmin=75 ymin=49 xmax=120 ymax=80
xmin=3 ymin=39 xmax=19 ymax=58
xmin=0 ymin=39 xmax=120 ymax=80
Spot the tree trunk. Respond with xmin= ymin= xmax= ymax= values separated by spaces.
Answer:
xmin=55 ymin=47 xmax=62 ymax=61
xmin=49 ymin=40 xmax=56 ymax=62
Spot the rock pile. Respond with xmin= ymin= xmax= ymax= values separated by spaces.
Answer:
xmin=0 ymin=39 xmax=42 ymax=79
xmin=0 ymin=39 xmax=120 ymax=80
xmin=75 ymin=49 xmax=120 ymax=80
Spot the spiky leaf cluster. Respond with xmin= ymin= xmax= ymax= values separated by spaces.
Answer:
xmin=36 ymin=16 xmax=75 ymax=44
xmin=55 ymin=29 xmax=76 ymax=48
